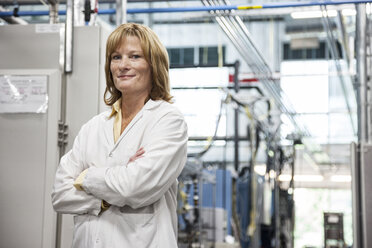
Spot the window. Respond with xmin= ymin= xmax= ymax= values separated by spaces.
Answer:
xmin=283 ymin=41 xmax=341 ymax=60
xmin=280 ymin=60 xmax=357 ymax=144
xmin=169 ymin=67 xmax=230 ymax=141
xmin=167 ymin=48 xmax=194 ymax=66
xmin=167 ymin=46 xmax=226 ymax=67
xmin=199 ymin=46 xmax=225 ymax=66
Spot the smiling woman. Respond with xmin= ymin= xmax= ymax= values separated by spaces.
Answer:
xmin=104 ymin=23 xmax=172 ymax=106
xmin=51 ymin=23 xmax=188 ymax=248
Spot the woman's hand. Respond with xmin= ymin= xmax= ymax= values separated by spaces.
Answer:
xmin=128 ymin=147 xmax=145 ymax=163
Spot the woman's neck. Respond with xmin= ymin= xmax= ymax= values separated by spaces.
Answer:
xmin=120 ymin=94 xmax=149 ymax=121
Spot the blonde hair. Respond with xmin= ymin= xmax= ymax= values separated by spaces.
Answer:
xmin=104 ymin=23 xmax=172 ymax=105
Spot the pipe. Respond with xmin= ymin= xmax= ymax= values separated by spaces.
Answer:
xmin=55 ymin=0 xmax=73 ymax=247
xmin=104 ymin=0 xmax=372 ymax=13
xmin=320 ymin=5 xmax=357 ymax=136
xmin=64 ymin=0 xmax=73 ymax=73
xmin=356 ymin=4 xmax=367 ymax=143
xmin=115 ymin=0 xmax=126 ymax=25
xmin=350 ymin=142 xmax=362 ymax=248
xmin=355 ymin=5 xmax=368 ymax=248
xmin=48 ymin=0 xmax=59 ymax=23
xmin=2 ymin=0 xmax=372 ymax=17
xmin=233 ymin=60 xmax=240 ymax=172
xmin=0 ymin=6 xmax=28 ymax=24
xmin=220 ymin=1 xmax=309 ymax=135
xmin=49 ymin=3 xmax=59 ymax=23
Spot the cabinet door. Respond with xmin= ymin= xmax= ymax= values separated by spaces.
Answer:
xmin=0 ymin=69 xmax=61 ymax=248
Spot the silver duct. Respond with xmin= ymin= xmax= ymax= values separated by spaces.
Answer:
xmin=320 ymin=5 xmax=357 ymax=136
xmin=356 ymin=4 xmax=368 ymax=143
xmin=202 ymin=0 xmax=310 ymax=137
xmin=116 ymin=0 xmax=127 ymax=25
xmin=48 ymin=0 xmax=59 ymax=24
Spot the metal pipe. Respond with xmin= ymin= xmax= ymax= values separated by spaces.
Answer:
xmin=273 ymin=150 xmax=280 ymax=248
xmin=350 ymin=142 xmax=362 ymax=248
xmin=64 ymin=0 xmax=73 ymax=73
xmin=48 ymin=0 xmax=59 ymax=23
xmin=337 ymin=10 xmax=351 ymax=63
xmin=221 ymin=9 xmax=301 ymax=129
xmin=0 ymin=6 xmax=28 ymax=23
xmin=356 ymin=4 xmax=368 ymax=143
xmin=49 ymin=3 xmax=59 ymax=24
xmin=234 ymin=60 xmax=240 ymax=172
xmin=207 ymin=0 xmax=310 ymax=136
xmin=2 ymin=0 xmax=372 ymax=17
xmin=116 ymin=0 xmax=126 ymax=25
xmin=320 ymin=5 xmax=357 ymax=136
xmin=55 ymin=1 xmax=73 ymax=247
xmin=101 ymin=0 xmax=372 ymax=13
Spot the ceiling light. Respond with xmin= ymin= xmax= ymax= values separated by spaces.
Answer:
xmin=330 ymin=175 xmax=352 ymax=182
xmin=269 ymin=169 xmax=276 ymax=179
xmin=341 ymin=9 xmax=356 ymax=16
xmin=291 ymin=10 xmax=337 ymax=19
xmin=254 ymin=165 xmax=266 ymax=176
xmin=278 ymin=174 xmax=324 ymax=182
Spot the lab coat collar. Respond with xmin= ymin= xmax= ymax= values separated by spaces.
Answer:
xmin=107 ymin=99 xmax=161 ymax=151
xmin=143 ymin=99 xmax=162 ymax=110
xmin=109 ymin=98 xmax=160 ymax=119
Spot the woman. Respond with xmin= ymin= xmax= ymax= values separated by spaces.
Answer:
xmin=52 ymin=23 xmax=188 ymax=248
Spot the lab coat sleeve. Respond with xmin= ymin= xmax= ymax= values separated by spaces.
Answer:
xmin=51 ymin=122 xmax=102 ymax=216
xmin=83 ymin=110 xmax=188 ymax=209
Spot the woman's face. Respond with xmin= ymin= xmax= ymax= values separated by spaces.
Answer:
xmin=110 ymin=35 xmax=152 ymax=99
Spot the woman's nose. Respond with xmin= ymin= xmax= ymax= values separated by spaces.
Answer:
xmin=118 ymin=57 xmax=130 ymax=69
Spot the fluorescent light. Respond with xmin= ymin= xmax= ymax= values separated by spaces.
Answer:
xmin=291 ymin=8 xmax=358 ymax=19
xmin=291 ymin=10 xmax=337 ymax=19
xmin=330 ymin=175 xmax=352 ymax=183
xmin=291 ymin=10 xmax=322 ymax=19
xmin=342 ymin=9 xmax=356 ymax=16
xmin=269 ymin=170 xmax=276 ymax=179
xmin=278 ymin=174 xmax=324 ymax=182
xmin=278 ymin=175 xmax=292 ymax=181
xmin=254 ymin=165 xmax=266 ymax=176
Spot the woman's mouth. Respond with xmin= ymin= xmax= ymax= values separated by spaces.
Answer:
xmin=118 ymin=75 xmax=135 ymax=79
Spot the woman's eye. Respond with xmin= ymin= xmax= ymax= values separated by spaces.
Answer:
xmin=131 ymin=55 xmax=140 ymax=59
xmin=112 ymin=55 xmax=121 ymax=60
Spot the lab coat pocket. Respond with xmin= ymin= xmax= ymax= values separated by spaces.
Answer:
xmin=73 ymin=214 xmax=90 ymax=229
xmin=114 ymin=205 xmax=158 ymax=247
xmin=72 ymin=214 xmax=90 ymax=248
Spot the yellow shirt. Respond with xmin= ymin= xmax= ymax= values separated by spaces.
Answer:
xmin=111 ymin=98 xmax=122 ymax=144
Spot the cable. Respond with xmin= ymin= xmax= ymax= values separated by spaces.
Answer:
xmin=188 ymin=89 xmax=227 ymax=158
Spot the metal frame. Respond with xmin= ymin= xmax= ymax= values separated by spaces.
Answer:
xmin=353 ymin=3 xmax=372 ymax=248
xmin=2 ymin=0 xmax=372 ymax=17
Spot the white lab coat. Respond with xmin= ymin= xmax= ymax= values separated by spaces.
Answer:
xmin=51 ymin=99 xmax=188 ymax=248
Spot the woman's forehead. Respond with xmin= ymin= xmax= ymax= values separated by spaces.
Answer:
xmin=113 ymin=35 xmax=143 ymax=50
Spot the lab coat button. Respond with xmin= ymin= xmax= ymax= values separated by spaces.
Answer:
xmin=109 ymin=152 xmax=113 ymax=157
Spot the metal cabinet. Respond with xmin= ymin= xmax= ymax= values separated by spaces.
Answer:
xmin=0 ymin=24 xmax=110 ymax=248
xmin=0 ymin=69 xmax=61 ymax=248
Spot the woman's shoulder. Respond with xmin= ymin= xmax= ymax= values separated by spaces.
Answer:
xmin=152 ymin=100 xmax=184 ymax=117
xmin=90 ymin=109 xmax=112 ymax=123
xmin=80 ymin=110 xmax=112 ymax=131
